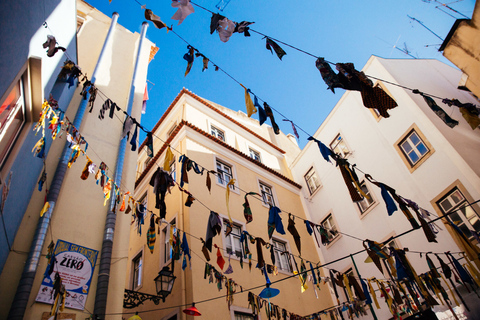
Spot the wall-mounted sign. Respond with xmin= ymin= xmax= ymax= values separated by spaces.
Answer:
xmin=35 ymin=240 xmax=98 ymax=310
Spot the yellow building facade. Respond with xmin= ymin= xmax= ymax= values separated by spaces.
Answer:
xmin=126 ymin=89 xmax=334 ymax=319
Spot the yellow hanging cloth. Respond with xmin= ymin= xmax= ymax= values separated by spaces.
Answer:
xmin=240 ymin=84 xmax=257 ymax=117
xmin=163 ymin=146 xmax=174 ymax=172
xmin=367 ymin=278 xmax=381 ymax=309
xmin=40 ymin=202 xmax=50 ymax=217
xmin=225 ymin=179 xmax=235 ymax=224
xmin=343 ymin=274 xmax=354 ymax=301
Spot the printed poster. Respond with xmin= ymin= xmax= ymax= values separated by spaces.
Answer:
xmin=35 ymin=240 xmax=98 ymax=310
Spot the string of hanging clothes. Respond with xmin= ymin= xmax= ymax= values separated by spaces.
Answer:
xmin=136 ymin=0 xmax=480 ymax=132
xmin=33 ymin=92 xmax=480 ymax=320
xmin=40 ymin=28 xmax=468 ymax=284
xmin=40 ymin=10 xmax=480 ymax=320
xmin=42 ymin=24 xmax=472 ymax=272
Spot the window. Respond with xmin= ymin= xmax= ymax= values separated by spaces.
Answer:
xmin=304 ymin=167 xmax=321 ymax=195
xmin=320 ymin=214 xmax=339 ymax=242
xmin=216 ymin=160 xmax=233 ymax=188
xmin=438 ymin=188 xmax=480 ymax=241
xmin=224 ymin=220 xmax=243 ymax=258
xmin=144 ymin=157 xmax=151 ymax=170
xmin=272 ymin=239 xmax=292 ymax=272
xmin=167 ymin=122 xmax=177 ymax=137
xmin=162 ymin=218 xmax=176 ymax=265
xmin=131 ymin=252 xmax=143 ymax=290
xmin=259 ymin=182 xmax=275 ymax=207
xmin=399 ymin=130 xmax=429 ymax=166
xmin=356 ymin=182 xmax=375 ymax=214
xmin=249 ymin=148 xmax=261 ymax=162
xmin=211 ymin=125 xmax=225 ymax=141
xmin=395 ymin=124 xmax=434 ymax=172
xmin=234 ymin=312 xmax=255 ymax=320
xmin=0 ymin=79 xmax=26 ymax=168
xmin=330 ymin=134 xmax=350 ymax=158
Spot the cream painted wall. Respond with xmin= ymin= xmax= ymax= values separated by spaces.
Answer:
xmin=291 ymin=56 xmax=480 ymax=319
xmin=129 ymin=91 xmax=333 ymax=319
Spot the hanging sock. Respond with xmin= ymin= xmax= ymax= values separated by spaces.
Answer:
xmin=253 ymin=95 xmax=267 ymax=125
xmin=87 ymin=86 xmax=97 ymax=112
xmin=130 ymin=123 xmax=138 ymax=151
xmin=241 ymin=86 xmax=257 ymax=117
xmin=267 ymin=206 xmax=286 ymax=239
xmin=225 ymin=178 xmax=236 ymax=223
xmin=304 ymin=220 xmax=313 ymax=236
xmin=225 ymin=254 xmax=234 ymax=274
xmin=147 ymin=214 xmax=156 ymax=253
xmin=163 ymin=146 xmax=174 ymax=171
xmin=142 ymin=83 xmax=149 ymax=114
xmin=183 ymin=45 xmax=195 ymax=77
xmin=40 ymin=201 xmax=50 ymax=217
xmin=38 ymin=169 xmax=47 ymax=191
xmin=414 ymin=91 xmax=458 ymax=128
xmin=264 ymin=102 xmax=280 ymax=134
xmin=254 ymin=237 xmax=267 ymax=268
xmin=315 ymin=57 xmax=343 ymax=93
xmin=171 ymin=0 xmax=195 ymax=25
xmin=307 ymin=136 xmax=336 ymax=163
xmin=146 ymin=132 xmax=154 ymax=158
xmin=234 ymin=21 xmax=254 ymax=37
xmin=265 ymin=37 xmax=286 ymax=60
xmin=243 ymin=192 xmax=258 ymax=224
xmin=108 ymin=101 xmax=117 ymax=119
xmin=99 ymin=99 xmax=111 ymax=120
xmin=145 ymin=9 xmax=167 ymax=29
xmin=122 ymin=116 xmax=134 ymax=140
xmin=443 ymin=98 xmax=480 ymax=129
xmin=282 ymin=120 xmax=299 ymax=139
xmin=205 ymin=211 xmax=222 ymax=252
xmin=81 ymin=156 xmax=93 ymax=180
xmin=215 ymin=245 xmax=225 ymax=270
xmin=216 ymin=17 xmax=236 ymax=42
xmin=185 ymin=194 xmax=195 ymax=207
xmin=205 ymin=170 xmax=213 ymax=193
xmin=32 ymin=137 xmax=46 ymax=158
xmin=287 ymin=214 xmax=301 ymax=255
xmin=42 ymin=35 xmax=66 ymax=57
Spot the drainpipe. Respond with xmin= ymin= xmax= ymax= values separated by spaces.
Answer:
xmin=93 ymin=21 xmax=149 ymax=319
xmin=7 ymin=12 xmax=119 ymax=320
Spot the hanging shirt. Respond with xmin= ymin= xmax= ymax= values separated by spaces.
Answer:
xmin=171 ymin=0 xmax=195 ymax=25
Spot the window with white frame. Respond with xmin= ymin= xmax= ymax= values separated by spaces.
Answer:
xmin=162 ymin=218 xmax=176 ymax=265
xmin=224 ymin=220 xmax=243 ymax=258
xmin=131 ymin=252 xmax=143 ymax=290
xmin=249 ymin=148 xmax=261 ymax=162
xmin=144 ymin=157 xmax=151 ymax=170
xmin=167 ymin=122 xmax=177 ymax=138
xmin=0 ymin=79 xmax=26 ymax=168
xmin=330 ymin=134 xmax=350 ymax=158
xmin=320 ymin=214 xmax=339 ymax=242
xmin=259 ymin=182 xmax=275 ymax=207
xmin=216 ymin=160 xmax=234 ymax=188
xmin=211 ymin=125 xmax=225 ymax=141
xmin=234 ymin=312 xmax=255 ymax=320
xmin=272 ymin=238 xmax=292 ymax=272
xmin=357 ymin=181 xmax=375 ymax=214
xmin=304 ymin=167 xmax=321 ymax=195
xmin=399 ymin=130 xmax=430 ymax=166
xmin=438 ymin=188 xmax=480 ymax=242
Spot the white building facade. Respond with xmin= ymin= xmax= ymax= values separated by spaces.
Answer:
xmin=291 ymin=56 xmax=480 ymax=319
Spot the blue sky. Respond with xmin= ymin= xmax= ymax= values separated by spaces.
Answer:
xmin=85 ymin=0 xmax=474 ymax=147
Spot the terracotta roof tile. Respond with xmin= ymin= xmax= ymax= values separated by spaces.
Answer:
xmin=135 ymin=120 xmax=301 ymax=189
xmin=139 ymin=89 xmax=285 ymax=154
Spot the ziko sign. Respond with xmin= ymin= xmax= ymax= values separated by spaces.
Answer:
xmin=35 ymin=240 xmax=98 ymax=310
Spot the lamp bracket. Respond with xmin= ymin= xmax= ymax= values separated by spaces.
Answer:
xmin=124 ymin=289 xmax=165 ymax=309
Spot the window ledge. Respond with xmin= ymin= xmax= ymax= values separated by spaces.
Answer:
xmin=325 ymin=234 xmax=342 ymax=249
xmin=306 ymin=185 xmax=322 ymax=200
xmin=358 ymin=201 xmax=379 ymax=220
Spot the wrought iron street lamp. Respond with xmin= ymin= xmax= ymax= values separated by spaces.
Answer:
xmin=124 ymin=266 xmax=176 ymax=309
